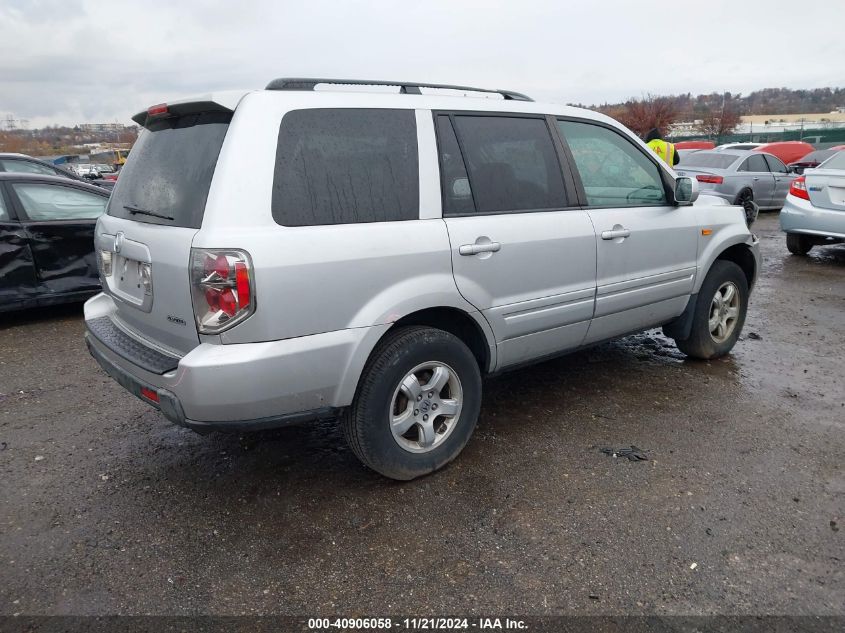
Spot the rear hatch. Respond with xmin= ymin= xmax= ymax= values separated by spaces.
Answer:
xmin=806 ymin=169 xmax=845 ymax=212
xmin=97 ymin=106 xmax=232 ymax=355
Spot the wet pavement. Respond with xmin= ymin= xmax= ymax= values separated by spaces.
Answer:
xmin=1 ymin=213 xmax=843 ymax=616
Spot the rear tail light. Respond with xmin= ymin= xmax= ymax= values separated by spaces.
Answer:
xmin=789 ymin=176 xmax=810 ymax=200
xmin=696 ymin=174 xmax=724 ymax=184
xmin=190 ymin=249 xmax=255 ymax=334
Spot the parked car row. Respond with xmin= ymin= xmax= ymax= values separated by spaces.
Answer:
xmin=0 ymin=153 xmax=115 ymax=190
xmin=676 ymin=140 xmax=844 ymax=215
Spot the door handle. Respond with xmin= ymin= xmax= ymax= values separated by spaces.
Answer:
xmin=600 ymin=228 xmax=631 ymax=240
xmin=459 ymin=241 xmax=501 ymax=256
xmin=752 ymin=177 xmax=761 ymax=181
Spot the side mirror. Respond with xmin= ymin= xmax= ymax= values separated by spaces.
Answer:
xmin=674 ymin=176 xmax=699 ymax=205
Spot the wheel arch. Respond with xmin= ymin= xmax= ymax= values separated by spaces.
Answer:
xmin=332 ymin=306 xmax=496 ymax=409
xmin=733 ymin=186 xmax=754 ymax=205
xmin=715 ymin=243 xmax=757 ymax=290
xmin=667 ymin=239 xmax=758 ymax=342
xmin=390 ymin=306 xmax=495 ymax=374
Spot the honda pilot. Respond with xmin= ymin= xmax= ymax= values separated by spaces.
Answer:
xmin=84 ymin=78 xmax=761 ymax=480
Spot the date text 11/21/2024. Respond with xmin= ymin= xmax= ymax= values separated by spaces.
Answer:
xmin=307 ymin=618 xmax=528 ymax=630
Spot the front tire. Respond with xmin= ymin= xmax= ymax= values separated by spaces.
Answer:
xmin=675 ymin=260 xmax=749 ymax=360
xmin=342 ymin=326 xmax=482 ymax=480
xmin=786 ymin=233 xmax=813 ymax=255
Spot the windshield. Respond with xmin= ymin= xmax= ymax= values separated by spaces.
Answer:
xmin=679 ymin=153 xmax=740 ymax=169
xmin=819 ymin=150 xmax=845 ymax=170
xmin=107 ymin=111 xmax=231 ymax=228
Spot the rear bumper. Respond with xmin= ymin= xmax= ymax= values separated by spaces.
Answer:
xmin=780 ymin=195 xmax=845 ymax=239
xmin=84 ymin=293 xmax=386 ymax=432
xmin=84 ymin=334 xmax=339 ymax=432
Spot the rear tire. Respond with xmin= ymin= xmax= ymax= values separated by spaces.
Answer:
xmin=675 ymin=260 xmax=749 ymax=360
xmin=342 ymin=326 xmax=482 ymax=480
xmin=786 ymin=233 xmax=813 ymax=255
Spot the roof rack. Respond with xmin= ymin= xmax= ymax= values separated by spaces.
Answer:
xmin=264 ymin=78 xmax=533 ymax=102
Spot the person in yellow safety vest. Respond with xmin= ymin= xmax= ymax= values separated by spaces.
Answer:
xmin=644 ymin=128 xmax=679 ymax=166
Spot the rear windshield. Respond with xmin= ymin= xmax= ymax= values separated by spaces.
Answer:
xmin=797 ymin=150 xmax=835 ymax=164
xmin=107 ymin=111 xmax=231 ymax=228
xmin=820 ymin=151 xmax=845 ymax=170
xmin=679 ymin=153 xmax=740 ymax=169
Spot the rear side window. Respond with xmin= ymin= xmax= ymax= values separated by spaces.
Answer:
xmin=272 ymin=109 xmax=418 ymax=226
xmin=0 ymin=189 xmax=8 ymax=221
xmin=107 ymin=111 xmax=231 ymax=228
xmin=445 ymin=115 xmax=566 ymax=214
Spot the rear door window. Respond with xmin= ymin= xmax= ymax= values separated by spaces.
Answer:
xmin=739 ymin=154 xmax=769 ymax=172
xmin=435 ymin=116 xmax=475 ymax=215
xmin=272 ymin=108 xmax=419 ymax=226
xmin=446 ymin=115 xmax=567 ymax=213
xmin=764 ymin=154 xmax=788 ymax=173
xmin=107 ymin=111 xmax=231 ymax=228
xmin=557 ymin=119 xmax=668 ymax=207
xmin=12 ymin=183 xmax=107 ymax=221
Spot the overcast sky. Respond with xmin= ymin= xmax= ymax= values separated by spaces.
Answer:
xmin=2 ymin=0 xmax=844 ymax=128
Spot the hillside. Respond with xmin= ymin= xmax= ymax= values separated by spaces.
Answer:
xmin=575 ymin=87 xmax=845 ymax=118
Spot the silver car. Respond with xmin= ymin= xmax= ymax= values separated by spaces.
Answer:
xmin=780 ymin=150 xmax=845 ymax=254
xmin=676 ymin=149 xmax=793 ymax=211
xmin=83 ymin=78 xmax=760 ymax=479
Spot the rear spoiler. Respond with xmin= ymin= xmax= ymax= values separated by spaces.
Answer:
xmin=131 ymin=101 xmax=233 ymax=128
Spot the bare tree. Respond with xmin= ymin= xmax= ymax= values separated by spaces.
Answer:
xmin=602 ymin=95 xmax=680 ymax=138
xmin=696 ymin=98 xmax=743 ymax=138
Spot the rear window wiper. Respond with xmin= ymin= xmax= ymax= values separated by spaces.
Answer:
xmin=124 ymin=204 xmax=175 ymax=221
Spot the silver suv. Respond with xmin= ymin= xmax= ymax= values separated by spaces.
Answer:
xmin=84 ymin=78 xmax=761 ymax=480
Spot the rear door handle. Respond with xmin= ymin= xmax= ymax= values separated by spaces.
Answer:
xmin=752 ymin=177 xmax=761 ymax=181
xmin=459 ymin=241 xmax=501 ymax=256
xmin=600 ymin=228 xmax=631 ymax=240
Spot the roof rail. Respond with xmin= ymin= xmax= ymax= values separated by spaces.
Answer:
xmin=264 ymin=78 xmax=533 ymax=102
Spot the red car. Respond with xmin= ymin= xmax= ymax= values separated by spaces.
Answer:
xmin=752 ymin=141 xmax=815 ymax=165
xmin=675 ymin=141 xmax=715 ymax=150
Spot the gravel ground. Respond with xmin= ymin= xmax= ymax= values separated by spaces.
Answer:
xmin=0 ymin=212 xmax=843 ymax=617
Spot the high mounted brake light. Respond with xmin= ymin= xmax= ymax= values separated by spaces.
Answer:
xmin=190 ymin=249 xmax=255 ymax=334
xmin=147 ymin=103 xmax=169 ymax=117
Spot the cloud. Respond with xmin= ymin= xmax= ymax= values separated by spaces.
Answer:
xmin=2 ymin=0 xmax=843 ymax=126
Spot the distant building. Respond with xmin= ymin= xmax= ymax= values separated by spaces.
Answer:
xmin=78 ymin=123 xmax=136 ymax=134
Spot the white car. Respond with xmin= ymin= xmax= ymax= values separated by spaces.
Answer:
xmin=780 ymin=150 xmax=845 ymax=254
